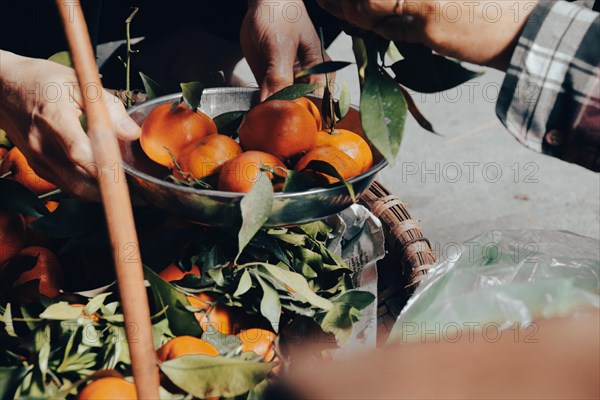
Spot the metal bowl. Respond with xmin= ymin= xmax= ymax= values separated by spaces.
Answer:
xmin=121 ymin=87 xmax=387 ymax=227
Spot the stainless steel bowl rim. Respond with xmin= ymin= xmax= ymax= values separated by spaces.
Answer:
xmin=124 ymin=88 xmax=388 ymax=199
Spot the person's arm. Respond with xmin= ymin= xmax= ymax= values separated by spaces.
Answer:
xmin=275 ymin=313 xmax=600 ymax=399
xmin=315 ymin=0 xmax=600 ymax=172
xmin=0 ymin=50 xmax=140 ymax=199
xmin=496 ymin=1 xmax=600 ymax=171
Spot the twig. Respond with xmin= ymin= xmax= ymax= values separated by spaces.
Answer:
xmin=125 ymin=7 xmax=139 ymax=108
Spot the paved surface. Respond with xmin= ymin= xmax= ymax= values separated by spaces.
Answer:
xmin=235 ymin=33 xmax=600 ymax=253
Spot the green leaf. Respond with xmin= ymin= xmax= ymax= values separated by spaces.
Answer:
xmin=374 ymin=37 xmax=391 ymax=65
xmin=0 ymin=129 xmax=12 ymax=148
xmin=398 ymin=85 xmax=437 ymax=134
xmin=234 ymin=270 xmax=253 ymax=298
xmin=0 ymin=366 xmax=26 ymax=400
xmin=84 ymin=292 xmax=112 ymax=316
xmin=213 ymin=111 xmax=247 ymax=138
xmin=320 ymin=302 xmax=353 ymax=344
xmin=38 ymin=302 xmax=82 ymax=320
xmin=247 ymin=379 xmax=269 ymax=400
xmin=295 ymin=61 xmax=352 ymax=79
xmin=391 ymin=44 xmax=483 ymax=93
xmin=180 ymin=82 xmax=205 ymax=110
xmin=202 ymin=324 xmax=243 ymax=354
xmin=144 ymin=266 xmax=203 ymax=337
xmin=48 ymin=51 xmax=73 ymax=67
xmin=237 ymin=172 xmax=273 ymax=258
xmin=272 ymin=233 xmax=306 ymax=247
xmin=207 ymin=265 xmax=226 ymax=287
xmin=386 ymin=42 xmax=404 ymax=64
xmin=335 ymin=81 xmax=351 ymax=120
xmin=35 ymin=324 xmax=51 ymax=381
xmin=282 ymin=170 xmax=317 ymax=193
xmin=352 ymin=37 xmax=368 ymax=86
xmin=264 ymin=83 xmax=323 ymax=102
xmin=302 ymin=160 xmax=356 ymax=201
xmin=299 ymin=221 xmax=331 ymax=240
xmin=139 ymin=72 xmax=167 ymax=100
xmin=0 ymin=179 xmax=47 ymax=218
xmin=159 ymin=355 xmax=272 ymax=398
xmin=255 ymin=274 xmax=281 ymax=332
xmin=259 ymin=264 xmax=333 ymax=311
xmin=333 ymin=290 xmax=375 ymax=310
xmin=360 ymin=66 xmax=407 ymax=164
xmin=151 ymin=315 xmax=173 ymax=350
xmin=1 ymin=304 xmax=16 ymax=337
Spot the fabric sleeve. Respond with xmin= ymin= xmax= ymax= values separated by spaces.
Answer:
xmin=496 ymin=1 xmax=600 ymax=171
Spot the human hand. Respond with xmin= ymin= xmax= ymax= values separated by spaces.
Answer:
xmin=241 ymin=0 xmax=331 ymax=100
xmin=316 ymin=0 xmax=537 ymax=70
xmin=0 ymin=51 xmax=141 ymax=199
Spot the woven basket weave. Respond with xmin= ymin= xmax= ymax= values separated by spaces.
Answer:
xmin=359 ymin=180 xmax=437 ymax=345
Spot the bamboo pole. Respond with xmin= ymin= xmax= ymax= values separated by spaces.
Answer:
xmin=55 ymin=1 xmax=160 ymax=398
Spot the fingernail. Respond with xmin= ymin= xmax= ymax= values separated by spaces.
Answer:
xmin=119 ymin=117 xmax=141 ymax=137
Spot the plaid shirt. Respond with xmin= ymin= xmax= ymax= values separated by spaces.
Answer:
xmin=497 ymin=0 xmax=600 ymax=171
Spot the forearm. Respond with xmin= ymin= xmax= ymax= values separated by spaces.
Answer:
xmin=496 ymin=1 xmax=600 ymax=171
xmin=0 ymin=50 xmax=24 ymax=133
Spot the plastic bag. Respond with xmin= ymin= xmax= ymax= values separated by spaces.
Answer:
xmin=389 ymin=230 xmax=600 ymax=343
xmin=328 ymin=204 xmax=385 ymax=353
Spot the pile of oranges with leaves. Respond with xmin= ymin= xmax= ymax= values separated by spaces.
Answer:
xmin=0 ymin=151 xmax=374 ymax=399
xmin=138 ymin=84 xmax=374 ymax=193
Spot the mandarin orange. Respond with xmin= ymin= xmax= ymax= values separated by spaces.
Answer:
xmin=174 ymin=134 xmax=242 ymax=182
xmin=77 ymin=377 xmax=137 ymax=400
xmin=217 ymin=151 xmax=286 ymax=193
xmin=0 ymin=147 xmax=57 ymax=195
xmin=156 ymin=335 xmax=219 ymax=362
xmin=236 ymin=328 xmax=277 ymax=362
xmin=140 ymin=103 xmax=217 ymax=167
xmin=316 ymin=129 xmax=373 ymax=173
xmin=294 ymin=146 xmax=361 ymax=185
xmin=294 ymin=97 xmax=322 ymax=131
xmin=238 ymin=100 xmax=317 ymax=161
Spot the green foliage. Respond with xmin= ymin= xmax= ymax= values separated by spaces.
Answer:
xmin=180 ymin=81 xmax=205 ymax=110
xmin=0 ymin=179 xmax=48 ymax=218
xmin=139 ymin=72 xmax=167 ymax=100
xmin=159 ymin=355 xmax=272 ymax=398
xmin=295 ymin=61 xmax=352 ymax=79
xmin=47 ymin=51 xmax=73 ymax=68
xmin=214 ymin=110 xmax=247 ymax=138
xmin=264 ymin=83 xmax=323 ymax=102
xmin=238 ymin=172 xmax=274 ymax=259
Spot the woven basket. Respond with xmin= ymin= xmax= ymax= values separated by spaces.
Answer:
xmin=359 ymin=180 xmax=437 ymax=345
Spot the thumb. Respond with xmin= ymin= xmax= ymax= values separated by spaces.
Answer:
xmin=259 ymin=43 xmax=297 ymax=101
xmin=103 ymin=90 xmax=141 ymax=141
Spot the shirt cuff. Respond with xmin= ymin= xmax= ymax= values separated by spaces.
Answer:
xmin=496 ymin=0 xmax=599 ymax=157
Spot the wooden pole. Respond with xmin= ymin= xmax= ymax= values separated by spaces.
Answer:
xmin=55 ymin=1 xmax=160 ymax=398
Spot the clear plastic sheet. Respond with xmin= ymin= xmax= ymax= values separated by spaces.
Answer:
xmin=389 ymin=230 xmax=600 ymax=343
xmin=328 ymin=204 xmax=385 ymax=353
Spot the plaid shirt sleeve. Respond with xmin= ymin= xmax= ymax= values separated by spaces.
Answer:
xmin=496 ymin=0 xmax=600 ymax=171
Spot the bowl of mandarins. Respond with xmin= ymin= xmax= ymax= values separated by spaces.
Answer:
xmin=120 ymin=87 xmax=387 ymax=227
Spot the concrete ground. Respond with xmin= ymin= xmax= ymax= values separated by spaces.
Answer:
xmin=234 ymin=33 xmax=600 ymax=254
